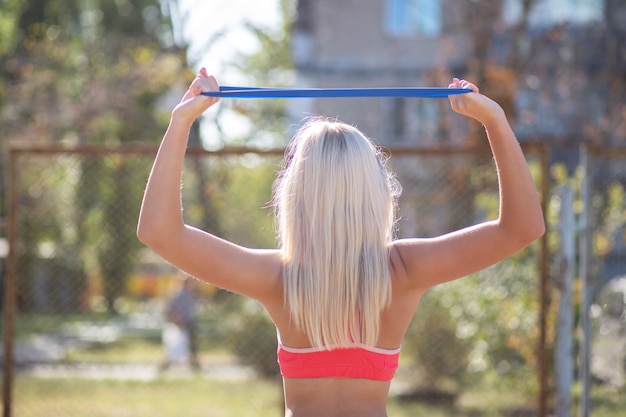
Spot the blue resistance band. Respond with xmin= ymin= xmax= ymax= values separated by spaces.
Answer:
xmin=202 ymin=86 xmax=472 ymax=99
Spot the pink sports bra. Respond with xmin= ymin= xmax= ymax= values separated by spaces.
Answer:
xmin=277 ymin=339 xmax=401 ymax=381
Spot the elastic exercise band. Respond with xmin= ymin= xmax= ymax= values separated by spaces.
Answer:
xmin=202 ymin=86 xmax=472 ymax=99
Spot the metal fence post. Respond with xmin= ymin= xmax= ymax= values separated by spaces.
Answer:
xmin=2 ymin=147 xmax=20 ymax=417
xmin=538 ymin=143 xmax=551 ymax=417
xmin=555 ymin=184 xmax=576 ymax=417
xmin=578 ymin=144 xmax=591 ymax=417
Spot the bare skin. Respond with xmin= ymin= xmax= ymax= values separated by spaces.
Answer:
xmin=137 ymin=69 xmax=545 ymax=417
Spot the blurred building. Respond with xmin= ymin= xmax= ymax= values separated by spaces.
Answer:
xmin=288 ymin=0 xmax=625 ymax=147
xmin=289 ymin=0 xmax=470 ymax=147
xmin=287 ymin=0 xmax=626 ymax=279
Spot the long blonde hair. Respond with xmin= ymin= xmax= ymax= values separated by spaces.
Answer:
xmin=273 ymin=117 xmax=400 ymax=348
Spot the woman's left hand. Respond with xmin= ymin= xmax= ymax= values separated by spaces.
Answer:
xmin=172 ymin=68 xmax=220 ymax=125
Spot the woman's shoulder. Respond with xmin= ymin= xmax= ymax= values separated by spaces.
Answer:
xmin=388 ymin=241 xmax=410 ymax=280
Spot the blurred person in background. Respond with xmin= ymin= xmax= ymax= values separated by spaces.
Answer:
xmin=160 ymin=275 xmax=200 ymax=371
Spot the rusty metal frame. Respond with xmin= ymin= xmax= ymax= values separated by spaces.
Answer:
xmin=2 ymin=141 xmax=552 ymax=417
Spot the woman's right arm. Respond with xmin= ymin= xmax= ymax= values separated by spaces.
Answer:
xmin=137 ymin=69 xmax=282 ymax=302
xmin=393 ymin=79 xmax=545 ymax=290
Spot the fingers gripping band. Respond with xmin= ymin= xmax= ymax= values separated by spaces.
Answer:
xmin=202 ymin=86 xmax=472 ymax=99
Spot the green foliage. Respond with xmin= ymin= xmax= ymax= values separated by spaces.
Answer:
xmin=422 ymin=245 xmax=541 ymax=396
xmin=1 ymin=1 xmax=190 ymax=314
xmin=225 ymin=0 xmax=296 ymax=146
xmin=405 ymin=292 xmax=474 ymax=393
xmin=225 ymin=299 xmax=281 ymax=379
xmin=214 ymin=157 xmax=279 ymax=248
xmin=400 ymin=155 xmax=544 ymax=395
xmin=0 ymin=0 xmax=22 ymax=60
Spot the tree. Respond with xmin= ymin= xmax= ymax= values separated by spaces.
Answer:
xmin=431 ymin=2 xmax=625 ymax=414
xmin=0 ymin=0 xmax=188 ymax=313
xmin=196 ymin=0 xmax=296 ymax=378
xmin=224 ymin=0 xmax=296 ymax=147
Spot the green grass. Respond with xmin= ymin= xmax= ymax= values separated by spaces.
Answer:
xmin=11 ymin=313 xmax=625 ymax=417
xmin=7 ymin=376 xmax=625 ymax=417
xmin=63 ymin=337 xmax=165 ymax=363
xmin=12 ymin=376 xmax=284 ymax=417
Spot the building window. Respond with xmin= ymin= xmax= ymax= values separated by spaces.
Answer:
xmin=384 ymin=0 xmax=441 ymax=37
xmin=412 ymin=99 xmax=440 ymax=142
xmin=387 ymin=97 xmax=440 ymax=145
xmin=391 ymin=97 xmax=406 ymax=140
xmin=503 ymin=0 xmax=603 ymax=26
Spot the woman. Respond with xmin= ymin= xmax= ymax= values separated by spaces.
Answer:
xmin=137 ymin=68 xmax=545 ymax=417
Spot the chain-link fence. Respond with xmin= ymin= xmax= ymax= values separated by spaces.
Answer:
xmin=384 ymin=144 xmax=549 ymax=415
xmin=577 ymin=146 xmax=626 ymax=417
xmin=2 ymin=142 xmax=625 ymax=417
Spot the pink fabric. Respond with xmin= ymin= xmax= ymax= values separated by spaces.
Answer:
xmin=277 ymin=343 xmax=400 ymax=381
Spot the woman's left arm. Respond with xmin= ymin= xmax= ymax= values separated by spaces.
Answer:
xmin=393 ymin=79 xmax=545 ymax=290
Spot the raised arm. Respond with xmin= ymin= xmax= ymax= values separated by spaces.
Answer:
xmin=393 ymin=78 xmax=545 ymax=290
xmin=137 ymin=69 xmax=282 ymax=301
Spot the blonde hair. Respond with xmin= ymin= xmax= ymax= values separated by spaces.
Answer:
xmin=274 ymin=117 xmax=400 ymax=348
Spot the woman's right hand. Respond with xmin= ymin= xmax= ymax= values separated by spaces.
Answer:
xmin=172 ymin=68 xmax=221 ymax=125
xmin=448 ymin=78 xmax=505 ymax=126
